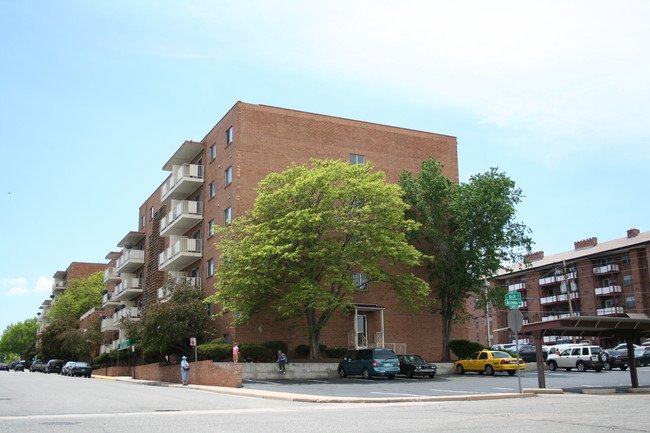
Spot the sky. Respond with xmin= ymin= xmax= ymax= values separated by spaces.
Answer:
xmin=1 ymin=0 xmax=649 ymax=334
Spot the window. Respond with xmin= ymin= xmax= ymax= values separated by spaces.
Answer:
xmin=208 ymin=219 xmax=215 ymax=237
xmin=210 ymin=144 xmax=216 ymax=160
xmin=140 ymin=215 xmax=145 ymax=228
xmin=353 ymin=272 xmax=368 ymax=290
xmin=226 ymin=127 xmax=233 ymax=145
xmin=623 ymin=274 xmax=633 ymax=286
xmin=625 ymin=296 xmax=636 ymax=308
xmin=621 ymin=254 xmax=630 ymax=264
xmin=209 ymin=182 xmax=215 ymax=198
xmin=207 ymin=259 xmax=214 ymax=277
xmin=225 ymin=166 xmax=232 ymax=186
xmin=224 ymin=207 xmax=232 ymax=226
xmin=350 ymin=154 xmax=365 ymax=165
xmin=149 ymin=207 xmax=154 ymax=219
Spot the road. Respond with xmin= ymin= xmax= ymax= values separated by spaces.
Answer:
xmin=2 ymin=369 xmax=650 ymax=433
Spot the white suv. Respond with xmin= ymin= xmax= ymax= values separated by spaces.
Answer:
xmin=546 ymin=345 xmax=606 ymax=372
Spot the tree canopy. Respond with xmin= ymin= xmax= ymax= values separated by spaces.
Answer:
xmin=126 ymin=283 xmax=213 ymax=360
xmin=400 ymin=158 xmax=532 ymax=360
xmin=49 ymin=271 xmax=104 ymax=321
xmin=0 ymin=318 xmax=39 ymax=361
xmin=205 ymin=159 xmax=430 ymax=358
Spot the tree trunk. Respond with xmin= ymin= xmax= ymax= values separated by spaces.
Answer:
xmin=305 ymin=308 xmax=321 ymax=359
xmin=441 ymin=310 xmax=454 ymax=362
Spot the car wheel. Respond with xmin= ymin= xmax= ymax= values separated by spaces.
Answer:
xmin=565 ymin=368 xmax=572 ymax=371
xmin=362 ymin=368 xmax=371 ymax=380
xmin=387 ymin=375 xmax=395 ymax=380
xmin=406 ymin=368 xmax=414 ymax=378
xmin=338 ymin=368 xmax=347 ymax=378
xmin=577 ymin=362 xmax=587 ymax=372
xmin=595 ymin=367 xmax=602 ymax=372
xmin=548 ymin=361 xmax=557 ymax=371
xmin=603 ymin=362 xmax=611 ymax=370
xmin=636 ymin=359 xmax=642 ymax=367
xmin=621 ymin=366 xmax=628 ymax=371
xmin=485 ymin=365 xmax=495 ymax=376
xmin=507 ymin=370 xmax=516 ymax=376
xmin=456 ymin=364 xmax=465 ymax=375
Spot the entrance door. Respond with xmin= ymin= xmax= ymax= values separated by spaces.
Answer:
xmin=357 ymin=315 xmax=368 ymax=348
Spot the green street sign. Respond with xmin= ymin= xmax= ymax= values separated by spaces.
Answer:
xmin=505 ymin=291 xmax=521 ymax=301
xmin=505 ymin=299 xmax=524 ymax=309
xmin=118 ymin=339 xmax=135 ymax=350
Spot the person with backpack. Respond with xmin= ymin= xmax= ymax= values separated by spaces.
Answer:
xmin=277 ymin=350 xmax=288 ymax=374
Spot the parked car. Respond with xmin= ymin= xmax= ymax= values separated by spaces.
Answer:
xmin=397 ymin=354 xmax=437 ymax=378
xmin=546 ymin=345 xmax=605 ymax=372
xmin=602 ymin=350 xmax=628 ymax=370
xmin=491 ymin=343 xmax=517 ymax=352
xmin=30 ymin=359 xmax=47 ymax=372
xmin=627 ymin=347 xmax=650 ymax=367
xmin=61 ymin=361 xmax=76 ymax=376
xmin=14 ymin=363 xmax=25 ymax=372
xmin=454 ymin=350 xmax=525 ymax=376
xmin=0 ymin=364 xmax=9 ymax=371
xmin=508 ymin=344 xmax=546 ymax=362
xmin=337 ymin=348 xmax=400 ymax=380
xmin=610 ymin=343 xmax=643 ymax=353
xmin=68 ymin=361 xmax=92 ymax=378
xmin=45 ymin=359 xmax=65 ymax=374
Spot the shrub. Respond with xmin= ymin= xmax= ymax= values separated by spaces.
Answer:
xmin=93 ymin=352 xmax=109 ymax=365
xmin=324 ymin=347 xmax=348 ymax=359
xmin=295 ymin=344 xmax=327 ymax=358
xmin=264 ymin=341 xmax=288 ymax=356
xmin=240 ymin=343 xmax=273 ymax=362
xmin=197 ymin=342 xmax=231 ymax=361
xmin=449 ymin=339 xmax=484 ymax=360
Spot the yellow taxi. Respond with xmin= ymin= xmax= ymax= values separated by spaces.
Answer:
xmin=454 ymin=350 xmax=525 ymax=376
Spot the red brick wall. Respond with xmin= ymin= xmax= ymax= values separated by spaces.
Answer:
xmin=132 ymin=361 xmax=242 ymax=387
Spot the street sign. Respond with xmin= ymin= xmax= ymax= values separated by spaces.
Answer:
xmin=190 ymin=337 xmax=197 ymax=347
xmin=505 ymin=299 xmax=524 ymax=309
xmin=505 ymin=291 xmax=521 ymax=300
xmin=118 ymin=339 xmax=135 ymax=350
xmin=508 ymin=309 xmax=524 ymax=333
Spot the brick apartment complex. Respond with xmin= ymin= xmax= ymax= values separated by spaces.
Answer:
xmin=38 ymin=262 xmax=107 ymax=334
xmin=481 ymin=228 xmax=650 ymax=348
xmin=95 ymin=102 xmax=463 ymax=361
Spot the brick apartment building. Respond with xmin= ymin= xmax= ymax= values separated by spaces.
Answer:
xmin=479 ymin=228 xmax=650 ymax=348
xmin=96 ymin=101 xmax=464 ymax=361
xmin=38 ymin=262 xmax=107 ymax=334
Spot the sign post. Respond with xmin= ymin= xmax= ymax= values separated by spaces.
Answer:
xmin=507 ymin=305 xmax=524 ymax=394
xmin=190 ymin=337 xmax=198 ymax=385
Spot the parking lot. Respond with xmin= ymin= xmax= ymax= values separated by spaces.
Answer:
xmin=242 ymin=367 xmax=650 ymax=398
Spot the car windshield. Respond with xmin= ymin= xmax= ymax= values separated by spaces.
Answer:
xmin=374 ymin=350 xmax=397 ymax=359
xmin=402 ymin=355 xmax=425 ymax=362
xmin=75 ymin=362 xmax=90 ymax=368
xmin=492 ymin=351 xmax=512 ymax=359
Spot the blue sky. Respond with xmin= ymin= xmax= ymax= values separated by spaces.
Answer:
xmin=1 ymin=0 xmax=649 ymax=334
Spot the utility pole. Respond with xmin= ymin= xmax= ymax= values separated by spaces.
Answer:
xmin=562 ymin=260 xmax=576 ymax=343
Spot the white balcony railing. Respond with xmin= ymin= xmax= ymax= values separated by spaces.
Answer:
xmin=102 ymin=291 xmax=119 ymax=307
xmin=540 ymin=292 xmax=579 ymax=305
xmin=541 ymin=312 xmax=581 ymax=321
xmin=595 ymin=285 xmax=622 ymax=296
xmin=160 ymin=200 xmax=203 ymax=237
xmin=158 ymin=237 xmax=202 ymax=271
xmin=508 ymin=282 xmax=526 ymax=292
xmin=597 ymin=306 xmax=625 ymax=316
xmin=115 ymin=306 xmax=142 ymax=321
xmin=158 ymin=276 xmax=201 ymax=301
xmin=115 ymin=249 xmax=145 ymax=273
xmin=114 ymin=277 xmax=143 ymax=301
xmin=103 ymin=267 xmax=121 ymax=284
xmin=52 ymin=281 xmax=66 ymax=293
xmin=593 ymin=264 xmax=620 ymax=275
xmin=161 ymin=164 xmax=204 ymax=202
xmin=100 ymin=317 xmax=119 ymax=332
xmin=539 ymin=272 xmax=576 ymax=286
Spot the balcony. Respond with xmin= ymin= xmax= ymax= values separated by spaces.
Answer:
xmin=102 ymin=291 xmax=120 ymax=308
xmin=508 ymin=282 xmax=526 ymax=292
xmin=115 ymin=249 xmax=145 ymax=273
xmin=161 ymin=164 xmax=204 ymax=202
xmin=542 ymin=312 xmax=581 ymax=321
xmin=538 ymin=272 xmax=576 ymax=286
xmin=158 ymin=276 xmax=201 ymax=301
xmin=115 ymin=306 xmax=142 ymax=322
xmin=593 ymin=264 xmax=620 ymax=275
xmin=52 ymin=280 xmax=66 ymax=295
xmin=100 ymin=316 xmax=119 ymax=332
xmin=540 ymin=292 xmax=579 ymax=305
xmin=103 ymin=267 xmax=121 ymax=284
xmin=597 ymin=306 xmax=625 ymax=316
xmin=159 ymin=236 xmax=202 ymax=272
xmin=595 ymin=285 xmax=622 ymax=296
xmin=114 ymin=277 xmax=143 ymax=301
xmin=160 ymin=200 xmax=203 ymax=237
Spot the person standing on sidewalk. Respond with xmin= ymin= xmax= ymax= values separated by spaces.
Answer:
xmin=277 ymin=350 xmax=287 ymax=374
xmin=233 ymin=343 xmax=240 ymax=363
xmin=180 ymin=356 xmax=190 ymax=386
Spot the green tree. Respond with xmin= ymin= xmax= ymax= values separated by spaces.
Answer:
xmin=400 ymin=158 xmax=532 ymax=361
xmin=38 ymin=317 xmax=80 ymax=360
xmin=126 ymin=284 xmax=213 ymax=361
xmin=205 ymin=159 xmax=430 ymax=359
xmin=49 ymin=271 xmax=104 ymax=321
xmin=0 ymin=318 xmax=39 ymax=361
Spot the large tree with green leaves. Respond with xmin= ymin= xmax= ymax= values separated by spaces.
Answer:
xmin=400 ymin=158 xmax=532 ymax=360
xmin=126 ymin=284 xmax=213 ymax=361
xmin=205 ymin=159 xmax=430 ymax=359
xmin=49 ymin=271 xmax=104 ymax=321
xmin=0 ymin=318 xmax=39 ymax=361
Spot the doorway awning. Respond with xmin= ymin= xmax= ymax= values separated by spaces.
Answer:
xmin=350 ymin=303 xmax=385 ymax=311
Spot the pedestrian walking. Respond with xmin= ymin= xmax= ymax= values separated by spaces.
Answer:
xmin=180 ymin=356 xmax=190 ymax=386
xmin=277 ymin=349 xmax=287 ymax=374
xmin=233 ymin=343 xmax=240 ymax=363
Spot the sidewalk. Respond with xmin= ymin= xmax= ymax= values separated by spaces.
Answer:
xmin=92 ymin=374 xmax=549 ymax=403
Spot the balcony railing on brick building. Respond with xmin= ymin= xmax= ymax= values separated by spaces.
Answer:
xmin=161 ymin=164 xmax=204 ymax=202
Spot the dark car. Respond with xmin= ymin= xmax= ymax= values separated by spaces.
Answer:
xmin=68 ymin=361 xmax=92 ymax=378
xmin=603 ymin=350 xmax=628 ymax=370
xmin=0 ymin=364 xmax=9 ymax=371
xmin=629 ymin=347 xmax=650 ymax=367
xmin=397 ymin=354 xmax=437 ymax=378
xmin=338 ymin=348 xmax=400 ymax=380
xmin=14 ymin=363 xmax=25 ymax=372
xmin=45 ymin=359 xmax=65 ymax=374
xmin=30 ymin=359 xmax=47 ymax=372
